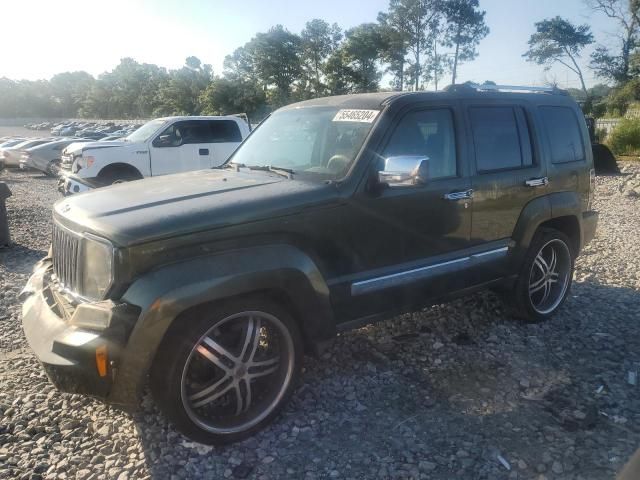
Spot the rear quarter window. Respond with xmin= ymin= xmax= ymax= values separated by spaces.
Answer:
xmin=538 ymin=106 xmax=585 ymax=163
xmin=208 ymin=120 xmax=242 ymax=143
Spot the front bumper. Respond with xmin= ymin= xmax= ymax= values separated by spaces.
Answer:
xmin=57 ymin=174 xmax=95 ymax=196
xmin=21 ymin=260 xmax=138 ymax=402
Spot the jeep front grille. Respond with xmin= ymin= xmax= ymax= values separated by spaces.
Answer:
xmin=52 ymin=224 xmax=81 ymax=292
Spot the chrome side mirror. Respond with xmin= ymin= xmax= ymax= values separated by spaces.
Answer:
xmin=378 ymin=156 xmax=429 ymax=187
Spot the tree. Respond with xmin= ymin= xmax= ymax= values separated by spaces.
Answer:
xmin=153 ymin=57 xmax=213 ymax=116
xmin=377 ymin=6 xmax=410 ymax=90
xmin=380 ymin=0 xmax=441 ymax=91
xmin=300 ymin=19 xmax=342 ymax=95
xmin=49 ymin=71 xmax=94 ymax=117
xmin=443 ymin=0 xmax=489 ymax=85
xmin=586 ymin=0 xmax=640 ymax=83
xmin=524 ymin=17 xmax=593 ymax=95
xmin=199 ymin=77 xmax=267 ymax=119
xmin=341 ymin=23 xmax=385 ymax=92
xmin=324 ymin=49 xmax=354 ymax=95
xmin=251 ymin=25 xmax=303 ymax=105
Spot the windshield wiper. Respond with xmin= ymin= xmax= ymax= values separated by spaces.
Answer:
xmin=227 ymin=163 xmax=294 ymax=178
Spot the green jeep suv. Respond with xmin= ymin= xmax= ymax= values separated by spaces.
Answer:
xmin=22 ymin=84 xmax=598 ymax=444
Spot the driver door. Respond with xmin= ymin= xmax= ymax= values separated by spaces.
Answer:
xmin=331 ymin=106 xmax=474 ymax=321
xmin=150 ymin=120 xmax=213 ymax=176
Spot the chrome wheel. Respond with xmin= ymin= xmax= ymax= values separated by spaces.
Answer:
xmin=180 ymin=311 xmax=294 ymax=434
xmin=528 ymin=239 xmax=571 ymax=314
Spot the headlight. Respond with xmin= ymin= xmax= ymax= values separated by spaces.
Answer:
xmin=80 ymin=234 xmax=114 ymax=299
xmin=78 ymin=155 xmax=95 ymax=168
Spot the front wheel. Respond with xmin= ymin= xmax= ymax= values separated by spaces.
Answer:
xmin=508 ymin=228 xmax=575 ymax=322
xmin=150 ymin=296 xmax=303 ymax=445
xmin=45 ymin=160 xmax=60 ymax=177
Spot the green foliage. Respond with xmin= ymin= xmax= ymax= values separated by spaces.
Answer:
xmin=607 ymin=117 xmax=640 ymax=155
xmin=0 ymin=0 xmax=495 ymax=119
xmin=199 ymin=78 xmax=267 ymax=119
xmin=300 ymin=19 xmax=342 ymax=95
xmin=524 ymin=16 xmax=593 ymax=93
xmin=588 ymin=0 xmax=640 ymax=84
xmin=604 ymin=78 xmax=640 ymax=116
xmin=443 ymin=0 xmax=489 ymax=85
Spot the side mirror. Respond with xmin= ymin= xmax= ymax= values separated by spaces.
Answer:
xmin=154 ymin=134 xmax=178 ymax=147
xmin=378 ymin=156 xmax=429 ymax=187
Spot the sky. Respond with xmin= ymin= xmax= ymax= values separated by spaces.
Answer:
xmin=0 ymin=0 xmax=623 ymax=90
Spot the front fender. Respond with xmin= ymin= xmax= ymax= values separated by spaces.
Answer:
xmin=108 ymin=244 xmax=333 ymax=407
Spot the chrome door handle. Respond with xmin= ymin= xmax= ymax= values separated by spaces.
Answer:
xmin=443 ymin=189 xmax=473 ymax=201
xmin=525 ymin=177 xmax=548 ymax=187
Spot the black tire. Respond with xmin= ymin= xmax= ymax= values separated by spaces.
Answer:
xmin=98 ymin=168 xmax=142 ymax=186
xmin=507 ymin=228 xmax=575 ymax=323
xmin=45 ymin=160 xmax=60 ymax=177
xmin=150 ymin=295 xmax=303 ymax=445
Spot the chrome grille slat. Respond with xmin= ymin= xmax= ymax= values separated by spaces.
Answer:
xmin=51 ymin=223 xmax=81 ymax=292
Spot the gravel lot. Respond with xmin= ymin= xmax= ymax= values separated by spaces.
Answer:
xmin=1 ymin=163 xmax=639 ymax=480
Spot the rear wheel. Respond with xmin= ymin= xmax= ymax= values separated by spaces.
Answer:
xmin=151 ymin=296 xmax=303 ymax=445
xmin=508 ymin=228 xmax=574 ymax=322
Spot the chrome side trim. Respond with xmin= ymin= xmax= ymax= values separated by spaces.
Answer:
xmin=470 ymin=246 xmax=508 ymax=258
xmin=350 ymin=246 xmax=509 ymax=296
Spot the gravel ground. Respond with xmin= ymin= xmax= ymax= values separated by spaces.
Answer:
xmin=1 ymin=164 xmax=639 ymax=480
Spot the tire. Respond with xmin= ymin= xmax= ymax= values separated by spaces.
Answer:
xmin=507 ymin=228 xmax=575 ymax=323
xmin=150 ymin=295 xmax=303 ymax=445
xmin=45 ymin=160 xmax=60 ymax=177
xmin=98 ymin=168 xmax=141 ymax=186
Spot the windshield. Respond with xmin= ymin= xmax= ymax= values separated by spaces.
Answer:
xmin=124 ymin=119 xmax=167 ymax=143
xmin=231 ymin=107 xmax=378 ymax=180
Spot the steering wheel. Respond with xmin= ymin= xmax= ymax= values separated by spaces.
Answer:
xmin=327 ymin=154 xmax=350 ymax=173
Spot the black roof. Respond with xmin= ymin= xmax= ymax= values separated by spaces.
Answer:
xmin=279 ymin=85 xmax=577 ymax=112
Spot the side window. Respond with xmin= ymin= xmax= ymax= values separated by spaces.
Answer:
xmin=208 ymin=120 xmax=242 ymax=143
xmin=538 ymin=106 xmax=585 ymax=163
xmin=469 ymin=106 xmax=532 ymax=172
xmin=153 ymin=122 xmax=184 ymax=148
xmin=180 ymin=121 xmax=214 ymax=144
xmin=382 ymin=109 xmax=457 ymax=179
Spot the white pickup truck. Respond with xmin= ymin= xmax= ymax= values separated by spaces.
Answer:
xmin=59 ymin=115 xmax=250 ymax=195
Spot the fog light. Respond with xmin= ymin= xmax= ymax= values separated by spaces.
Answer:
xmin=96 ymin=345 xmax=108 ymax=377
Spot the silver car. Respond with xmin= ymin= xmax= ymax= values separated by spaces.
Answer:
xmin=1 ymin=138 xmax=56 ymax=167
xmin=20 ymin=138 xmax=89 ymax=176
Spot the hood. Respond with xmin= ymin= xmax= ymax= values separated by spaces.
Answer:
xmin=53 ymin=169 xmax=335 ymax=247
xmin=81 ymin=140 xmax=130 ymax=151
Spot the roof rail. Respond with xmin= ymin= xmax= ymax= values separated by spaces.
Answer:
xmin=445 ymin=83 xmax=568 ymax=95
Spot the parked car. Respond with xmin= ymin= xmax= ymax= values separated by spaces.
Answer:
xmin=20 ymin=138 xmax=90 ymax=176
xmin=1 ymin=138 xmax=56 ymax=167
xmin=59 ymin=115 xmax=250 ymax=194
xmin=22 ymin=85 xmax=598 ymax=445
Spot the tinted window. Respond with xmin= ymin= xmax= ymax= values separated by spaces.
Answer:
xmin=383 ymin=109 xmax=457 ymax=179
xmin=209 ymin=120 xmax=242 ymax=143
xmin=470 ymin=107 xmax=531 ymax=172
xmin=154 ymin=121 xmax=218 ymax=147
xmin=539 ymin=106 xmax=585 ymax=163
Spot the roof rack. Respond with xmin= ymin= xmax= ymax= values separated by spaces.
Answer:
xmin=445 ymin=83 xmax=567 ymax=95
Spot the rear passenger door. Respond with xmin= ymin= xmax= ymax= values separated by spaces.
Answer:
xmin=208 ymin=120 xmax=244 ymax=167
xmin=465 ymin=102 xmax=547 ymax=277
xmin=537 ymin=105 xmax=590 ymax=203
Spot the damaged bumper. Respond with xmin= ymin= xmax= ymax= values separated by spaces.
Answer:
xmin=21 ymin=259 xmax=139 ymax=403
xmin=57 ymin=174 xmax=97 ymax=196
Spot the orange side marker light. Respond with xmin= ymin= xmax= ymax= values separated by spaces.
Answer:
xmin=96 ymin=345 xmax=108 ymax=377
